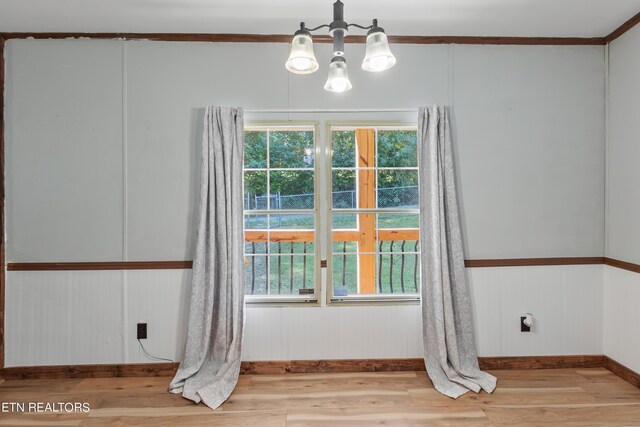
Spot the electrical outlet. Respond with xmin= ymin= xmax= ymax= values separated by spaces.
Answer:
xmin=520 ymin=317 xmax=531 ymax=332
xmin=137 ymin=323 xmax=147 ymax=340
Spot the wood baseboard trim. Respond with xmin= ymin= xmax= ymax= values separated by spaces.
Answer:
xmin=479 ymin=355 xmax=605 ymax=370
xmin=0 ymin=355 xmax=611 ymax=380
xmin=240 ymin=358 xmax=426 ymax=375
xmin=0 ymin=362 xmax=180 ymax=380
xmin=604 ymin=356 xmax=640 ymax=389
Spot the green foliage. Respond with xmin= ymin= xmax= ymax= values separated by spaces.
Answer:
xmin=270 ymin=131 xmax=314 ymax=168
xmin=244 ymin=129 xmax=419 ymax=208
xmin=244 ymin=130 xmax=315 ymax=201
xmin=270 ymin=170 xmax=314 ymax=200
xmin=243 ymin=171 xmax=267 ymax=199
xmin=244 ymin=131 xmax=267 ymax=168
xmin=332 ymin=131 xmax=356 ymax=168
xmin=378 ymin=130 xmax=418 ymax=167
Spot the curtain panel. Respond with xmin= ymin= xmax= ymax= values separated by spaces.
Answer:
xmin=170 ymin=106 xmax=245 ymax=410
xmin=418 ymin=106 xmax=497 ymax=398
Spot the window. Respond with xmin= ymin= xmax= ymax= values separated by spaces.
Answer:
xmin=243 ymin=122 xmax=419 ymax=304
xmin=330 ymin=127 xmax=420 ymax=301
xmin=243 ymin=125 xmax=318 ymax=302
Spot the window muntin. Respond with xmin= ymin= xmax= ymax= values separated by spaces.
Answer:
xmin=329 ymin=126 xmax=420 ymax=301
xmin=243 ymin=126 xmax=318 ymax=302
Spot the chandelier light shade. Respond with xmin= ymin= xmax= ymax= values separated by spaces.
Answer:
xmin=285 ymin=27 xmax=319 ymax=74
xmin=324 ymin=57 xmax=353 ymax=93
xmin=362 ymin=24 xmax=397 ymax=72
xmin=285 ymin=0 xmax=396 ymax=93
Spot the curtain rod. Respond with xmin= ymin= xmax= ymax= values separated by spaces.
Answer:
xmin=244 ymin=108 xmax=418 ymax=113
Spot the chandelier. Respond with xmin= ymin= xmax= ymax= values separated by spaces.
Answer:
xmin=285 ymin=0 xmax=396 ymax=93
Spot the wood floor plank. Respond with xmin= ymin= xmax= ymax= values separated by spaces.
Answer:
xmin=248 ymin=371 xmax=424 ymax=389
xmin=81 ymin=411 xmax=287 ymax=426
xmin=286 ymin=407 xmax=492 ymax=427
xmin=221 ymin=387 xmax=414 ymax=411
xmin=579 ymin=381 xmax=640 ymax=403
xmin=483 ymin=403 xmax=640 ymax=426
xmin=461 ymin=387 xmax=595 ymax=406
xmin=92 ymin=390 xmax=195 ymax=409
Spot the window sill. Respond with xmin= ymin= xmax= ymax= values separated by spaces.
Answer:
xmin=245 ymin=295 xmax=320 ymax=307
xmin=328 ymin=294 xmax=420 ymax=306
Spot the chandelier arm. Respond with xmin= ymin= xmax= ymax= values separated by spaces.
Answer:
xmin=346 ymin=23 xmax=374 ymax=31
xmin=306 ymin=24 xmax=331 ymax=32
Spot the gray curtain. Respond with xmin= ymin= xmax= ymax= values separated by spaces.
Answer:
xmin=169 ymin=106 xmax=245 ymax=409
xmin=418 ymin=106 xmax=497 ymax=399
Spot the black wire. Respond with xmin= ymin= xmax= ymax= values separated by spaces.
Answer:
xmin=137 ymin=339 xmax=174 ymax=363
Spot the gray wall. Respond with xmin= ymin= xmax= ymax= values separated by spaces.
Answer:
xmin=603 ymin=22 xmax=640 ymax=375
xmin=3 ymin=39 xmax=607 ymax=366
xmin=5 ymin=39 xmax=606 ymax=262
xmin=6 ymin=40 xmax=124 ymax=262
xmin=607 ymin=25 xmax=640 ymax=265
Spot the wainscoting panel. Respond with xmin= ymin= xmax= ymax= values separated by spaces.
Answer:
xmin=244 ymin=305 xmax=424 ymax=361
xmin=124 ymin=269 xmax=191 ymax=363
xmin=5 ymin=270 xmax=125 ymax=366
xmin=5 ymin=271 xmax=72 ymax=366
xmin=68 ymin=271 xmax=125 ymax=364
xmin=4 ymin=265 xmax=604 ymax=367
xmin=468 ymin=264 xmax=603 ymax=357
xmin=603 ymin=265 xmax=640 ymax=374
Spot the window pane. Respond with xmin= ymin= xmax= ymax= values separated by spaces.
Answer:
xmin=270 ymin=171 xmax=314 ymax=209
xmin=377 ymin=130 xmax=417 ymax=167
xmin=269 ymin=130 xmax=315 ymax=168
xmin=244 ymin=171 xmax=268 ymax=210
xmin=328 ymin=126 xmax=420 ymax=301
xmin=332 ymin=254 xmax=359 ymax=296
xmin=245 ymin=240 xmax=268 ymax=255
xmin=332 ymin=240 xmax=358 ymax=253
xmin=269 ymin=240 xmax=314 ymax=257
xmin=268 ymin=214 xmax=314 ymax=254
xmin=332 ymin=170 xmax=356 ymax=209
xmin=244 ymin=126 xmax=317 ymax=302
xmin=377 ymin=170 xmax=419 ymax=208
xmin=377 ymin=213 xmax=420 ymax=229
xmin=244 ymin=213 xmax=268 ymax=229
xmin=244 ymin=131 xmax=267 ymax=168
xmin=378 ymin=252 xmax=420 ymax=294
xmin=269 ymin=254 xmax=315 ymax=295
xmin=269 ymin=240 xmax=315 ymax=259
xmin=269 ymin=213 xmax=315 ymax=230
xmin=377 ymin=212 xmax=419 ymax=295
xmin=245 ymin=255 xmax=268 ymax=295
xmin=332 ymin=213 xmax=357 ymax=229
xmin=332 ymin=130 xmax=356 ymax=168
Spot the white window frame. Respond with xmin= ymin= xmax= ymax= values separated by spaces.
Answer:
xmin=242 ymin=120 xmax=420 ymax=306
xmin=324 ymin=122 xmax=421 ymax=305
xmin=243 ymin=122 xmax=321 ymax=306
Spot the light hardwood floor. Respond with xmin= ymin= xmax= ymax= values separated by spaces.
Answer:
xmin=1 ymin=368 xmax=640 ymax=426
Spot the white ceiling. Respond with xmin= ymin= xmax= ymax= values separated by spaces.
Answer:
xmin=0 ymin=0 xmax=639 ymax=37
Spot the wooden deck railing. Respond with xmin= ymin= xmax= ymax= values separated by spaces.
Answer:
xmin=244 ymin=229 xmax=419 ymax=295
